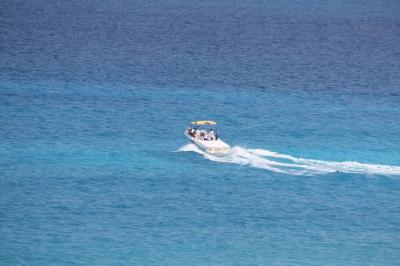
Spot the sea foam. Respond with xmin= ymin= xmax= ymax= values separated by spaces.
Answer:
xmin=178 ymin=144 xmax=400 ymax=176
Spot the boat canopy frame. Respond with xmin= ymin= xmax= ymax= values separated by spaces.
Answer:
xmin=189 ymin=120 xmax=219 ymax=136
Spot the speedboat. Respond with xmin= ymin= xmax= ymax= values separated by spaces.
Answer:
xmin=185 ymin=120 xmax=230 ymax=155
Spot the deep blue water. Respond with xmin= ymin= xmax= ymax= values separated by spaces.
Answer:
xmin=1 ymin=0 xmax=400 ymax=265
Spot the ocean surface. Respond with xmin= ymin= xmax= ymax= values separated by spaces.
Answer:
xmin=1 ymin=0 xmax=400 ymax=265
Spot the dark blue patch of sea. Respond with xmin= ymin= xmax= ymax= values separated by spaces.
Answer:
xmin=1 ymin=0 xmax=400 ymax=265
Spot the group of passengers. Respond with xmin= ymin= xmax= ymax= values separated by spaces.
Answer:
xmin=188 ymin=127 xmax=218 ymax=141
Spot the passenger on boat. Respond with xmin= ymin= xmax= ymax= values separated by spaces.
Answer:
xmin=204 ymin=131 xmax=209 ymax=141
xmin=209 ymin=129 xmax=215 ymax=140
xmin=187 ymin=127 xmax=194 ymax=137
xmin=189 ymin=129 xmax=217 ymax=141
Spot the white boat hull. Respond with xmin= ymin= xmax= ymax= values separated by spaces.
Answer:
xmin=185 ymin=131 xmax=230 ymax=155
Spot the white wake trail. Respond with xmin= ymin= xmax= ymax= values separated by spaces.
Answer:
xmin=178 ymin=144 xmax=400 ymax=176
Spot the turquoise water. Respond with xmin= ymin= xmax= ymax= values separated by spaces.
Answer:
xmin=1 ymin=0 xmax=400 ymax=265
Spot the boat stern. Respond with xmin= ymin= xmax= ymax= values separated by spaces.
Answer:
xmin=206 ymin=146 xmax=230 ymax=155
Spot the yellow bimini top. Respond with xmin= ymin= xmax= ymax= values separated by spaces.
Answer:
xmin=191 ymin=120 xmax=217 ymax=125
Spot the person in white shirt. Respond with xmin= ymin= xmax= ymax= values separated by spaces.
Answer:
xmin=209 ymin=129 xmax=215 ymax=140
xmin=202 ymin=131 xmax=208 ymax=140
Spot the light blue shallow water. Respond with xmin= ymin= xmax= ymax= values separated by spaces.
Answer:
xmin=1 ymin=0 xmax=400 ymax=265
